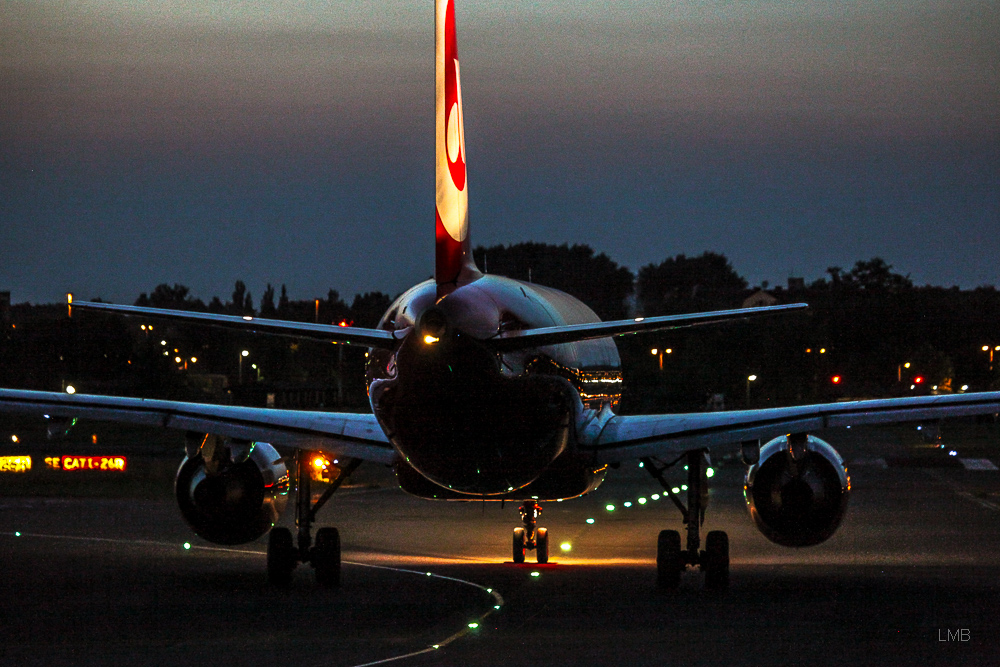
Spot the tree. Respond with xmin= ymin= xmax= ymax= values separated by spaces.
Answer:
xmin=135 ymin=284 xmax=205 ymax=310
xmin=473 ymin=242 xmax=634 ymax=320
xmin=229 ymin=281 xmax=253 ymax=315
xmin=259 ymin=284 xmax=276 ymax=318
xmin=636 ymin=252 xmax=747 ymax=316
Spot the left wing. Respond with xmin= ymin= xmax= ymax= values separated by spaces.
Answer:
xmin=0 ymin=389 xmax=396 ymax=464
xmin=581 ymin=392 xmax=1000 ymax=463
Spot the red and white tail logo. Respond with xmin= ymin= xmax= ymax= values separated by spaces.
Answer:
xmin=435 ymin=0 xmax=472 ymax=287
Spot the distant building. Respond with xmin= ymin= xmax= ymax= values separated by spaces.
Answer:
xmin=742 ymin=289 xmax=778 ymax=309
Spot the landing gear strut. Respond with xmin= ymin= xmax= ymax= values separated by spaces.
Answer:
xmin=642 ymin=450 xmax=729 ymax=591
xmin=267 ymin=451 xmax=361 ymax=587
xmin=512 ymin=500 xmax=549 ymax=564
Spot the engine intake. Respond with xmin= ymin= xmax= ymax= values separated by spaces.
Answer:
xmin=744 ymin=434 xmax=850 ymax=547
xmin=175 ymin=437 xmax=289 ymax=545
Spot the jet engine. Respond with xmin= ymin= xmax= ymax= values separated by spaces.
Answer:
xmin=744 ymin=434 xmax=850 ymax=547
xmin=175 ymin=436 xmax=289 ymax=545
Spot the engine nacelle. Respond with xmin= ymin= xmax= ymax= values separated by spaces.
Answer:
xmin=744 ymin=434 xmax=850 ymax=547
xmin=175 ymin=438 xmax=289 ymax=545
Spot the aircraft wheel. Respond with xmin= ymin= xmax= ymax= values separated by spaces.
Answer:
xmin=656 ymin=529 xmax=682 ymax=591
xmin=267 ymin=527 xmax=296 ymax=586
xmin=704 ymin=530 xmax=730 ymax=591
xmin=536 ymin=527 xmax=549 ymax=564
xmin=313 ymin=526 xmax=341 ymax=588
xmin=513 ymin=527 xmax=526 ymax=564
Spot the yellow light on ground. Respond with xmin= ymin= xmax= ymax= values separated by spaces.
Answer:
xmin=650 ymin=348 xmax=658 ymax=355
xmin=241 ymin=350 xmax=249 ymax=357
xmin=174 ymin=356 xmax=182 ymax=363
xmin=65 ymin=385 xmax=76 ymax=394
xmin=11 ymin=435 xmax=18 ymax=443
xmin=666 ymin=348 xmax=672 ymax=354
xmin=424 ymin=335 xmax=440 ymax=344
xmin=190 ymin=357 xmax=197 ymax=363
xmin=560 ymin=542 xmax=572 ymax=552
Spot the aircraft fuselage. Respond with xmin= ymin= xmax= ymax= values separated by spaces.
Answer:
xmin=367 ymin=273 xmax=622 ymax=499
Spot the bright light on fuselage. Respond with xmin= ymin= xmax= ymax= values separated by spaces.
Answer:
xmin=424 ymin=335 xmax=440 ymax=344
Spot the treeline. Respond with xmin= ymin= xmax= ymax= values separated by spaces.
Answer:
xmin=3 ymin=244 xmax=1000 ymax=413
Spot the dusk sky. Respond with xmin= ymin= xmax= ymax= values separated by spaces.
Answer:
xmin=2 ymin=0 xmax=997 ymax=306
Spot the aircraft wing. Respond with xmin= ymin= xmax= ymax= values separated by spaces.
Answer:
xmin=488 ymin=303 xmax=807 ymax=352
xmin=0 ymin=388 xmax=396 ymax=464
xmin=581 ymin=392 xmax=1000 ymax=463
xmin=71 ymin=299 xmax=399 ymax=349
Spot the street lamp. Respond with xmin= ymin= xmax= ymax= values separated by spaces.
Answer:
xmin=746 ymin=374 xmax=757 ymax=407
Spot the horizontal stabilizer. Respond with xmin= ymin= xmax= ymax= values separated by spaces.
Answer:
xmin=487 ymin=303 xmax=808 ymax=352
xmin=71 ymin=300 xmax=399 ymax=349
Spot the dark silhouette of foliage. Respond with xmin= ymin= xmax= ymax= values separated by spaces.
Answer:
xmin=473 ymin=242 xmax=634 ymax=320
xmin=637 ymin=252 xmax=748 ymax=316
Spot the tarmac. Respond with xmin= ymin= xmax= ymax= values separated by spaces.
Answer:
xmin=2 ymin=423 xmax=1000 ymax=666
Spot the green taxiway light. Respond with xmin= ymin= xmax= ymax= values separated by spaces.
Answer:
xmin=605 ymin=504 xmax=615 ymax=511
xmin=623 ymin=501 xmax=632 ymax=508
xmin=638 ymin=497 xmax=647 ymax=505
xmin=530 ymin=571 xmax=540 ymax=577
xmin=707 ymin=467 xmax=715 ymax=478
xmin=15 ymin=531 xmax=21 ymax=537
xmin=183 ymin=542 xmax=191 ymax=550
xmin=586 ymin=518 xmax=595 ymax=524
xmin=468 ymin=622 xmax=479 ymax=629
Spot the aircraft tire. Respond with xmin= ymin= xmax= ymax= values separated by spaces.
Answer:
xmin=536 ymin=527 xmax=549 ymax=564
xmin=513 ymin=527 xmax=526 ymax=564
xmin=704 ymin=530 xmax=729 ymax=591
xmin=656 ymin=529 xmax=682 ymax=591
xmin=313 ymin=526 xmax=341 ymax=588
xmin=267 ymin=527 xmax=296 ymax=586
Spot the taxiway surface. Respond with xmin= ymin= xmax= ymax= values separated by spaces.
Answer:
xmin=2 ymin=424 xmax=1000 ymax=666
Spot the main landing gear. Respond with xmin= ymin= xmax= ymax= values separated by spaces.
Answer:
xmin=642 ymin=450 xmax=729 ymax=591
xmin=512 ymin=500 xmax=549 ymax=564
xmin=267 ymin=452 xmax=361 ymax=587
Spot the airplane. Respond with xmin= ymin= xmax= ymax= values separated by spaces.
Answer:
xmin=3 ymin=0 xmax=1000 ymax=591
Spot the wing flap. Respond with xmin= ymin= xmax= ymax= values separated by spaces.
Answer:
xmin=0 ymin=389 xmax=396 ymax=464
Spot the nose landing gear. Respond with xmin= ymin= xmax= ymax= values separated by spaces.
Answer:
xmin=266 ymin=452 xmax=362 ymax=587
xmin=643 ymin=450 xmax=729 ymax=591
xmin=512 ymin=500 xmax=549 ymax=564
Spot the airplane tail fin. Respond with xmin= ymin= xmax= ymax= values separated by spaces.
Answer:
xmin=435 ymin=0 xmax=477 ymax=292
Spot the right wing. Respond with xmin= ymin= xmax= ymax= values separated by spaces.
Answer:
xmin=0 ymin=388 xmax=396 ymax=464
xmin=581 ymin=391 xmax=1000 ymax=463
